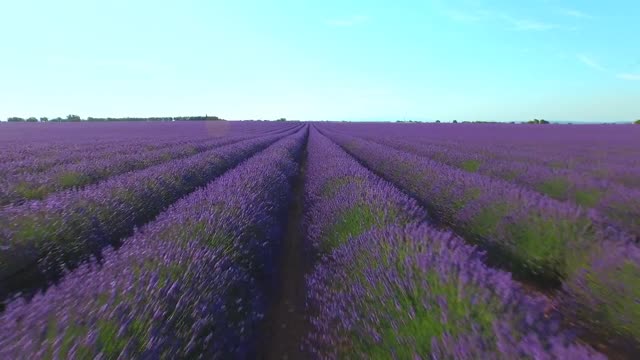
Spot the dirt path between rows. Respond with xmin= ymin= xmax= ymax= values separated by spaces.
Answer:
xmin=256 ymin=139 xmax=310 ymax=359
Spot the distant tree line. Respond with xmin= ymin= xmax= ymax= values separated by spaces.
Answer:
xmin=635 ymin=119 xmax=640 ymax=124
xmin=6 ymin=115 xmax=225 ymax=122
xmin=395 ymin=120 xmax=508 ymax=124
xmin=9 ymin=116 xmax=52 ymax=122
xmin=87 ymin=115 xmax=223 ymax=122
xmin=526 ymin=119 xmax=550 ymax=124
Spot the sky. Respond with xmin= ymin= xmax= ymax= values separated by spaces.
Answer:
xmin=0 ymin=0 xmax=638 ymax=122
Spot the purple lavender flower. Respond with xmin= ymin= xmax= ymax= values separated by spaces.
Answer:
xmin=0 ymin=127 xmax=307 ymax=358
xmin=0 ymin=125 xmax=303 ymax=298
xmin=303 ymin=126 xmax=603 ymax=358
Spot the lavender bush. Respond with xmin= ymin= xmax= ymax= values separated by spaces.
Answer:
xmin=0 ymin=131 xmax=296 ymax=295
xmin=304 ymin=127 xmax=602 ymax=358
xmin=321 ymin=122 xmax=640 ymax=189
xmin=324 ymin=130 xmax=598 ymax=280
xmin=0 ymin=128 xmax=306 ymax=358
xmin=304 ymin=128 xmax=427 ymax=256
xmin=0 ymin=121 xmax=636 ymax=356
xmin=308 ymin=225 xmax=604 ymax=359
xmin=351 ymin=133 xmax=640 ymax=237
xmin=0 ymin=122 xmax=297 ymax=177
xmin=320 ymin=125 xmax=640 ymax=348
xmin=0 ymin=134 xmax=254 ymax=205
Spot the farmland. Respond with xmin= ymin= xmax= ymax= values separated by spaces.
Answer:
xmin=0 ymin=121 xmax=638 ymax=359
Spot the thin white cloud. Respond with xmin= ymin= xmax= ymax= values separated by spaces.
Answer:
xmin=445 ymin=10 xmax=482 ymax=22
xmin=559 ymin=8 xmax=593 ymax=19
xmin=445 ymin=9 xmax=560 ymax=31
xmin=617 ymin=73 xmax=640 ymax=81
xmin=491 ymin=12 xmax=559 ymax=31
xmin=575 ymin=54 xmax=640 ymax=81
xmin=327 ymin=15 xmax=369 ymax=27
xmin=577 ymin=54 xmax=608 ymax=72
xmin=508 ymin=18 xmax=559 ymax=31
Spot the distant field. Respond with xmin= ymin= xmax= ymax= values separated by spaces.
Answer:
xmin=1 ymin=121 xmax=638 ymax=359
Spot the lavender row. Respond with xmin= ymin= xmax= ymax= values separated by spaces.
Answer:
xmin=304 ymin=127 xmax=428 ymax=256
xmin=0 ymin=136 xmax=204 ymax=177
xmin=0 ymin=129 xmax=296 ymax=295
xmin=0 ymin=120 xmax=293 ymax=150
xmin=0 ymin=134 xmax=260 ymax=205
xmin=323 ymin=122 xmax=640 ymax=172
xmin=359 ymin=134 xmax=640 ymax=237
xmin=0 ymin=122 xmax=297 ymax=175
xmin=322 ymin=128 xmax=640 ymax=345
xmin=326 ymin=122 xmax=640 ymax=190
xmin=303 ymin=127 xmax=602 ymax=358
xmin=322 ymin=129 xmax=599 ymax=278
xmin=0 ymin=128 xmax=306 ymax=358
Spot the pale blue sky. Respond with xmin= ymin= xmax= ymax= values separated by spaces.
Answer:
xmin=0 ymin=0 xmax=638 ymax=122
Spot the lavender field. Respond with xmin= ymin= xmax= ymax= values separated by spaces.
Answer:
xmin=1 ymin=121 xmax=639 ymax=359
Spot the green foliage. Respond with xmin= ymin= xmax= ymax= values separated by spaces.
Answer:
xmin=468 ymin=203 xmax=509 ymax=237
xmin=635 ymin=119 xmax=640 ymax=124
xmin=538 ymin=179 xmax=602 ymax=207
xmin=57 ymin=172 xmax=92 ymax=188
xmin=14 ymin=182 xmax=48 ymax=200
xmin=355 ymin=274 xmax=497 ymax=358
xmin=340 ymin=239 xmax=498 ymax=358
xmin=321 ymin=176 xmax=366 ymax=197
xmin=322 ymin=203 xmax=416 ymax=255
xmin=59 ymin=324 xmax=90 ymax=359
xmin=504 ymin=211 xmax=595 ymax=281
xmin=605 ymin=262 xmax=640 ymax=337
xmin=460 ymin=159 xmax=481 ymax=172
xmin=572 ymin=260 xmax=640 ymax=341
xmin=537 ymin=178 xmax=570 ymax=200
xmin=574 ymin=189 xmax=602 ymax=207
xmin=506 ymin=216 xmax=570 ymax=277
xmin=602 ymin=199 xmax=640 ymax=235
xmin=97 ymin=320 xmax=129 ymax=356
xmin=324 ymin=205 xmax=382 ymax=254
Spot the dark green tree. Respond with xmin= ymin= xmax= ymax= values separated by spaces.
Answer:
xmin=40 ymin=117 xmax=48 ymax=122
xmin=7 ymin=117 xmax=25 ymax=122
